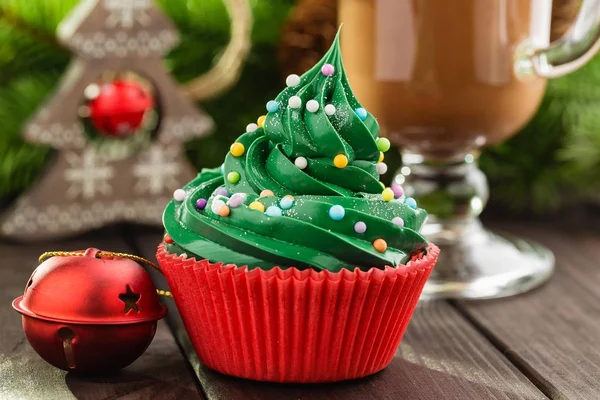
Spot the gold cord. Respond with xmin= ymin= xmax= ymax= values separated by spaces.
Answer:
xmin=38 ymin=251 xmax=172 ymax=297
xmin=182 ymin=0 xmax=253 ymax=101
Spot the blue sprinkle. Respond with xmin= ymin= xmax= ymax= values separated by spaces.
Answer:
xmin=265 ymin=206 xmax=283 ymax=217
xmin=220 ymin=164 xmax=225 ymax=173
xmin=329 ymin=205 xmax=345 ymax=220
xmin=355 ymin=107 xmax=367 ymax=121
xmin=266 ymin=100 xmax=279 ymax=113
xmin=404 ymin=197 xmax=417 ymax=209
xmin=280 ymin=196 xmax=294 ymax=210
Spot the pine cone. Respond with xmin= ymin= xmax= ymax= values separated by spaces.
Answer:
xmin=278 ymin=0 xmax=337 ymax=77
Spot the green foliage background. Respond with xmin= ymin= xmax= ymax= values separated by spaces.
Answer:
xmin=0 ymin=0 xmax=599 ymax=214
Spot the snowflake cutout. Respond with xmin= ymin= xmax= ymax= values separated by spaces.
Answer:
xmin=133 ymin=146 xmax=181 ymax=195
xmin=64 ymin=149 xmax=114 ymax=199
xmin=103 ymin=0 xmax=151 ymax=28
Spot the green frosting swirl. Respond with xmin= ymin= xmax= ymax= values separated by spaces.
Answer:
xmin=163 ymin=32 xmax=428 ymax=272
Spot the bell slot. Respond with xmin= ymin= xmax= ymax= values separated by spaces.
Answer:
xmin=58 ymin=327 xmax=76 ymax=369
xmin=25 ymin=271 xmax=36 ymax=294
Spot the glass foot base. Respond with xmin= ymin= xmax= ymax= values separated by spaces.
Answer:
xmin=421 ymin=223 xmax=555 ymax=300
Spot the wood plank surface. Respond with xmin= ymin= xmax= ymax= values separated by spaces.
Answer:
xmin=456 ymin=221 xmax=600 ymax=400
xmin=0 ymin=227 xmax=201 ymax=400
xmin=133 ymin=229 xmax=546 ymax=400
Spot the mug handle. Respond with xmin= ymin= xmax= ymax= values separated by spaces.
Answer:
xmin=515 ymin=0 xmax=600 ymax=78
xmin=183 ymin=0 xmax=253 ymax=101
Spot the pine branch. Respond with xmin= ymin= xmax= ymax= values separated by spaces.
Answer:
xmin=0 ymin=3 xmax=63 ymax=49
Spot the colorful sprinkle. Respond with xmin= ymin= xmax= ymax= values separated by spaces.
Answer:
xmin=249 ymin=201 xmax=265 ymax=212
xmin=196 ymin=198 xmax=207 ymax=210
xmin=246 ymin=123 xmax=258 ymax=133
xmin=376 ymin=162 xmax=388 ymax=174
xmin=266 ymin=100 xmax=279 ymax=113
xmin=173 ymin=189 xmax=186 ymax=202
xmin=376 ymin=137 xmax=391 ymax=152
xmin=329 ymin=205 xmax=345 ymax=220
xmin=257 ymin=115 xmax=266 ymax=127
xmin=163 ymin=234 xmax=174 ymax=244
xmin=405 ymin=197 xmax=417 ymax=209
xmin=280 ymin=195 xmax=294 ymax=210
xmin=220 ymin=164 xmax=225 ymax=174
xmin=392 ymin=217 xmax=404 ymax=227
xmin=354 ymin=221 xmax=367 ymax=234
xmin=211 ymin=199 xmax=226 ymax=214
xmin=294 ymin=157 xmax=308 ymax=169
xmin=306 ymin=99 xmax=319 ymax=113
xmin=230 ymin=142 xmax=245 ymax=157
xmin=333 ymin=154 xmax=348 ymax=168
xmin=228 ymin=193 xmax=245 ymax=208
xmin=265 ymin=205 xmax=283 ymax=217
xmin=355 ymin=107 xmax=367 ymax=120
xmin=391 ymin=184 xmax=404 ymax=198
xmin=373 ymin=239 xmax=387 ymax=253
xmin=260 ymin=189 xmax=275 ymax=198
xmin=215 ymin=187 xmax=229 ymax=197
xmin=218 ymin=205 xmax=230 ymax=217
xmin=288 ymin=96 xmax=302 ymax=109
xmin=321 ymin=63 xmax=335 ymax=76
xmin=324 ymin=104 xmax=336 ymax=116
xmin=382 ymin=188 xmax=394 ymax=202
xmin=227 ymin=171 xmax=241 ymax=184
xmin=378 ymin=152 xmax=384 ymax=163
xmin=286 ymin=74 xmax=300 ymax=87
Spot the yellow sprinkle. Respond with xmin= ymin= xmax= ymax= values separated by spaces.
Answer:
xmin=379 ymin=152 xmax=384 ymax=163
xmin=333 ymin=154 xmax=348 ymax=168
xmin=249 ymin=201 xmax=265 ymax=212
xmin=260 ymin=189 xmax=275 ymax=197
xmin=230 ymin=142 xmax=245 ymax=157
xmin=382 ymin=188 xmax=394 ymax=202
xmin=380 ymin=181 xmax=385 ymax=189
xmin=257 ymin=115 xmax=267 ymax=127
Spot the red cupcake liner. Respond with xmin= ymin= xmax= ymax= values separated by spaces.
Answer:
xmin=156 ymin=244 xmax=439 ymax=383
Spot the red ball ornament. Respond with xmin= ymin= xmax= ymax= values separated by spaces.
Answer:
xmin=13 ymin=248 xmax=167 ymax=374
xmin=88 ymin=79 xmax=155 ymax=138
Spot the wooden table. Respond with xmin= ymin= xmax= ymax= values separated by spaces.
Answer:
xmin=1 ymin=219 xmax=599 ymax=399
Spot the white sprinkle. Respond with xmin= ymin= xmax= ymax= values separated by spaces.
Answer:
xmin=306 ymin=100 xmax=319 ymax=113
xmin=294 ymin=157 xmax=308 ymax=169
xmin=246 ymin=123 xmax=258 ymax=132
xmin=211 ymin=199 xmax=226 ymax=214
xmin=288 ymin=96 xmax=302 ymax=109
xmin=173 ymin=189 xmax=186 ymax=202
xmin=324 ymin=104 xmax=336 ymax=116
xmin=376 ymin=162 xmax=388 ymax=175
xmin=286 ymin=74 xmax=301 ymax=87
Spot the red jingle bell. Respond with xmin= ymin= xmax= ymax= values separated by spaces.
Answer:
xmin=88 ymin=79 xmax=155 ymax=138
xmin=12 ymin=248 xmax=167 ymax=374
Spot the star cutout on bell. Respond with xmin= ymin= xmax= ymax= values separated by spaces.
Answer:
xmin=118 ymin=285 xmax=141 ymax=314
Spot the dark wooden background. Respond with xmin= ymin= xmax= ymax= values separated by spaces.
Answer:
xmin=1 ymin=218 xmax=599 ymax=399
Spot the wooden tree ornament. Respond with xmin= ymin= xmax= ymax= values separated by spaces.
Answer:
xmin=0 ymin=0 xmax=252 ymax=241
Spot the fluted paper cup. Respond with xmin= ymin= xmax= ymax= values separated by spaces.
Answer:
xmin=157 ymin=243 xmax=438 ymax=383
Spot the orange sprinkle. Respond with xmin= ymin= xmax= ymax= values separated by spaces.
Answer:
xmin=218 ymin=205 xmax=230 ymax=217
xmin=373 ymin=239 xmax=387 ymax=253
xmin=260 ymin=189 xmax=275 ymax=197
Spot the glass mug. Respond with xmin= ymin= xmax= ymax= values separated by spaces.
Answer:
xmin=339 ymin=0 xmax=600 ymax=299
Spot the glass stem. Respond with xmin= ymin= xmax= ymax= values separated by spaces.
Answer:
xmin=396 ymin=151 xmax=489 ymax=245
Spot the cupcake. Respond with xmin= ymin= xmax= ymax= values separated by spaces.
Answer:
xmin=157 ymin=31 xmax=438 ymax=383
